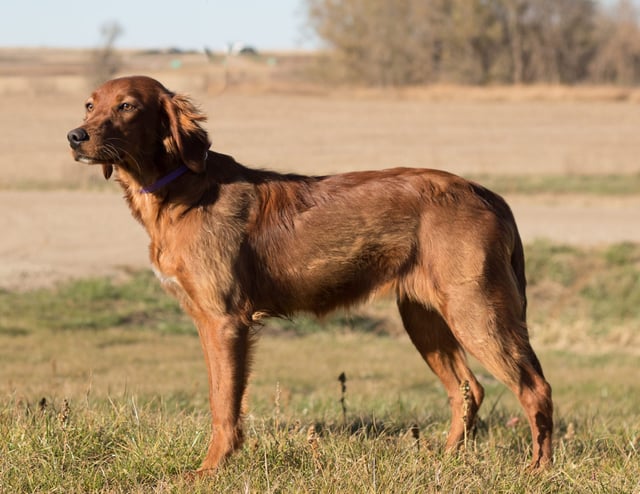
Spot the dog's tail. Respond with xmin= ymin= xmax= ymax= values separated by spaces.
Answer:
xmin=503 ymin=202 xmax=552 ymax=378
xmin=472 ymin=181 xmax=528 ymax=322
xmin=470 ymin=181 xmax=528 ymax=321
xmin=475 ymin=181 xmax=544 ymax=375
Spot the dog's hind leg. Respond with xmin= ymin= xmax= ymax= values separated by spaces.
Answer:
xmin=397 ymin=298 xmax=485 ymax=451
xmin=442 ymin=283 xmax=553 ymax=469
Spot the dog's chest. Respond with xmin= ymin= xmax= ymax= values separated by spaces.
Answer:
xmin=151 ymin=263 xmax=185 ymax=294
xmin=148 ymin=239 xmax=185 ymax=289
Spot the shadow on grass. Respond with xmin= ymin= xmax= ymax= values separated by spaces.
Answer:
xmin=263 ymin=313 xmax=390 ymax=337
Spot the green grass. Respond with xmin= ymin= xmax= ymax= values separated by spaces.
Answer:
xmin=0 ymin=270 xmax=194 ymax=336
xmin=524 ymin=240 xmax=640 ymax=344
xmin=1 ymin=242 xmax=639 ymax=492
xmin=469 ymin=173 xmax=640 ymax=196
xmin=3 ymin=173 xmax=640 ymax=196
xmin=0 ymin=176 xmax=113 ymax=192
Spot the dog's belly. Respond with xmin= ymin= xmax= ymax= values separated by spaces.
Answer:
xmin=258 ymin=239 xmax=411 ymax=315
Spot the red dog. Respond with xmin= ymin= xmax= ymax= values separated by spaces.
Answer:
xmin=68 ymin=76 xmax=553 ymax=473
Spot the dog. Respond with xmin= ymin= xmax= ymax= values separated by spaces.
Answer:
xmin=67 ymin=76 xmax=553 ymax=473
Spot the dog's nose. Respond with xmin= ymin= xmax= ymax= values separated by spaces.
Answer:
xmin=67 ymin=128 xmax=89 ymax=149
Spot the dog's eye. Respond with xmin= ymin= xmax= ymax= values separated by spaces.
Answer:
xmin=118 ymin=102 xmax=135 ymax=112
xmin=85 ymin=102 xmax=94 ymax=112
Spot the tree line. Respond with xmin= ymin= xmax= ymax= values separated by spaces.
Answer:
xmin=305 ymin=0 xmax=640 ymax=86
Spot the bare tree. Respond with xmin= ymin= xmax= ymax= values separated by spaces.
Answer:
xmin=438 ymin=0 xmax=504 ymax=84
xmin=492 ymin=0 xmax=597 ymax=84
xmin=307 ymin=0 xmax=444 ymax=85
xmin=590 ymin=0 xmax=640 ymax=84
xmin=305 ymin=0 xmax=640 ymax=86
xmin=501 ymin=0 xmax=527 ymax=84
xmin=89 ymin=21 xmax=124 ymax=87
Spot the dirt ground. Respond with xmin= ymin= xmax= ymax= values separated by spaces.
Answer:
xmin=1 ymin=50 xmax=639 ymax=290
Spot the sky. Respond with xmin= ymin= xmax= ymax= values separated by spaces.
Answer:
xmin=0 ymin=0 xmax=312 ymax=51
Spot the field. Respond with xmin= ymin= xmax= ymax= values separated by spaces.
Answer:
xmin=0 ymin=49 xmax=639 ymax=492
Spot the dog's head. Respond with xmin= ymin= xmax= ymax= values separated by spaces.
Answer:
xmin=67 ymin=76 xmax=210 ymax=180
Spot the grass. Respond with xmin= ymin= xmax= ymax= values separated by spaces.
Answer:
xmin=3 ymin=172 xmax=640 ymax=196
xmin=524 ymin=240 xmax=640 ymax=345
xmin=468 ymin=173 xmax=640 ymax=196
xmin=0 ymin=175 xmax=113 ymax=192
xmin=0 ymin=270 xmax=193 ymax=336
xmin=1 ymin=242 xmax=639 ymax=492
xmin=1 ymin=336 xmax=638 ymax=493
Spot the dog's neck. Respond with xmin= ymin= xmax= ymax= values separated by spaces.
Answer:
xmin=114 ymin=164 xmax=192 ymax=232
xmin=113 ymin=152 xmax=222 ymax=234
xmin=138 ymin=151 xmax=210 ymax=194
xmin=138 ymin=164 xmax=191 ymax=194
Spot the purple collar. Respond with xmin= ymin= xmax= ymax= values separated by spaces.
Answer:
xmin=139 ymin=164 xmax=190 ymax=194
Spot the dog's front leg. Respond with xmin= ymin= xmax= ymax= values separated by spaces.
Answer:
xmin=194 ymin=315 xmax=253 ymax=474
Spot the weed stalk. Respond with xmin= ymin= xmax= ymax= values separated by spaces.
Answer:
xmin=338 ymin=372 xmax=347 ymax=423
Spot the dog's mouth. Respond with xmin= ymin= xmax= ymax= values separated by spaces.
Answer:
xmin=75 ymin=154 xmax=100 ymax=164
xmin=73 ymin=154 xmax=113 ymax=168
xmin=71 ymin=152 xmax=115 ymax=179
xmin=72 ymin=149 xmax=121 ymax=166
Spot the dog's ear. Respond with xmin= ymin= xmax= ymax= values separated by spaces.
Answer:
xmin=102 ymin=164 xmax=113 ymax=180
xmin=161 ymin=92 xmax=210 ymax=173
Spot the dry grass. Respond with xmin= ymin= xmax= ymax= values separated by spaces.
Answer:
xmin=1 ymin=243 xmax=639 ymax=490
xmin=331 ymin=83 xmax=640 ymax=103
xmin=1 ymin=324 xmax=638 ymax=492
